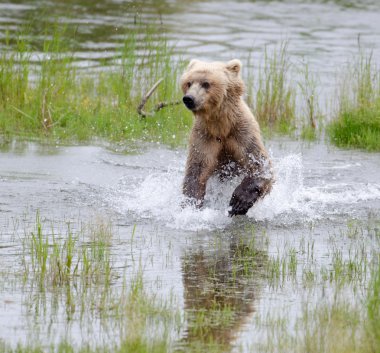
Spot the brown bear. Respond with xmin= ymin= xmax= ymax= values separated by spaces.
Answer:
xmin=180 ymin=59 xmax=273 ymax=216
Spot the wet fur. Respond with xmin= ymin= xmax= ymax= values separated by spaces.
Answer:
xmin=181 ymin=59 xmax=273 ymax=216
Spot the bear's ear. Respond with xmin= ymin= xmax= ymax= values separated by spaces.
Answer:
xmin=226 ymin=59 xmax=242 ymax=75
xmin=187 ymin=59 xmax=201 ymax=70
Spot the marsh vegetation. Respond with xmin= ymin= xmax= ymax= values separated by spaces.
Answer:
xmin=0 ymin=24 xmax=188 ymax=146
xmin=1 ymin=1 xmax=380 ymax=352
xmin=327 ymin=51 xmax=380 ymax=151
xmin=1 ymin=22 xmax=379 ymax=149
xmin=1 ymin=215 xmax=379 ymax=352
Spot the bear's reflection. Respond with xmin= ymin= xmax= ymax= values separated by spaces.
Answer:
xmin=180 ymin=232 xmax=267 ymax=351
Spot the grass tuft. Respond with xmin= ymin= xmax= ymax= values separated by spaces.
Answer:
xmin=367 ymin=257 xmax=380 ymax=350
xmin=248 ymin=42 xmax=297 ymax=135
xmin=328 ymin=51 xmax=380 ymax=151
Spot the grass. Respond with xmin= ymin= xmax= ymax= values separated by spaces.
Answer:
xmin=1 ymin=24 xmax=332 ymax=145
xmin=247 ymin=42 xmax=297 ymax=135
xmin=22 ymin=213 xmax=113 ymax=289
xmin=2 ymin=22 xmax=380 ymax=150
xmin=0 ymin=23 xmax=191 ymax=146
xmin=251 ymin=220 xmax=380 ymax=353
xmin=246 ymin=43 xmax=325 ymax=139
xmin=298 ymin=62 xmax=322 ymax=141
xmin=20 ymin=214 xmax=118 ymax=326
xmin=1 ymin=213 xmax=180 ymax=353
xmin=254 ymin=259 xmax=380 ymax=353
xmin=367 ymin=258 xmax=380 ymax=351
xmin=327 ymin=50 xmax=380 ymax=151
xmin=1 ymin=216 xmax=380 ymax=352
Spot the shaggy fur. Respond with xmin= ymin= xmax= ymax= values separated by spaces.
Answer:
xmin=180 ymin=59 xmax=273 ymax=216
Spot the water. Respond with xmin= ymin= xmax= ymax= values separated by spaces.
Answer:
xmin=2 ymin=140 xmax=378 ymax=231
xmin=1 ymin=139 xmax=379 ymax=348
xmin=1 ymin=0 xmax=380 ymax=83
xmin=1 ymin=0 xmax=380 ymax=350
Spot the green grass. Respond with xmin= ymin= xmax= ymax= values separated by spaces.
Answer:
xmin=22 ymin=213 xmax=113 ymax=289
xmin=0 ymin=23 xmax=191 ymax=146
xmin=247 ymin=43 xmax=297 ymax=135
xmin=1 ymin=214 xmax=180 ymax=353
xmin=328 ymin=108 xmax=380 ymax=150
xmin=1 ymin=217 xmax=380 ymax=353
xmin=1 ymin=25 xmax=326 ymax=145
xmin=367 ymin=258 xmax=380 ymax=351
xmin=252 ymin=221 xmax=380 ymax=353
xmin=2 ymin=23 xmax=380 ymax=149
xmin=328 ymin=51 xmax=380 ymax=151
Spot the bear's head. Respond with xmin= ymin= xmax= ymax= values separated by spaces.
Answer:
xmin=180 ymin=59 xmax=244 ymax=113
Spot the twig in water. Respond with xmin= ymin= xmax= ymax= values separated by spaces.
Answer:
xmin=154 ymin=100 xmax=181 ymax=112
xmin=137 ymin=78 xmax=181 ymax=117
xmin=137 ymin=78 xmax=163 ymax=117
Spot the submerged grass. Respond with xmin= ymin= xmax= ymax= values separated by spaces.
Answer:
xmin=1 ymin=217 xmax=380 ymax=352
xmin=23 ymin=213 xmax=113 ymax=289
xmin=367 ymin=258 xmax=380 ymax=350
xmin=253 ymin=221 xmax=380 ymax=353
xmin=328 ymin=50 xmax=380 ymax=151
xmin=257 ymin=260 xmax=380 ymax=353
xmin=1 ymin=214 xmax=180 ymax=353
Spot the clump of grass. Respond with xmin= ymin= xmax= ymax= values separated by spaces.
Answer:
xmin=0 ymin=271 xmax=177 ymax=353
xmin=327 ymin=50 xmax=380 ymax=151
xmin=298 ymin=62 xmax=322 ymax=140
xmin=20 ymin=213 xmax=118 ymax=326
xmin=0 ymin=22 xmax=190 ymax=146
xmin=254 ymin=220 xmax=380 ymax=353
xmin=255 ymin=265 xmax=380 ymax=353
xmin=23 ymin=213 xmax=113 ymax=289
xmin=248 ymin=42 xmax=297 ymax=135
xmin=367 ymin=257 xmax=380 ymax=350
xmin=11 ymin=216 xmax=181 ymax=352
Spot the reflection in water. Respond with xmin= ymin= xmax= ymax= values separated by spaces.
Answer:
xmin=180 ymin=229 xmax=267 ymax=351
xmin=0 ymin=139 xmax=60 ymax=155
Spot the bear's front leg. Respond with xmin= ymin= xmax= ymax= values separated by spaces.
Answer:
xmin=183 ymin=162 xmax=207 ymax=207
xmin=183 ymin=161 xmax=218 ymax=208
xmin=229 ymin=176 xmax=266 ymax=216
xmin=183 ymin=141 xmax=221 ymax=208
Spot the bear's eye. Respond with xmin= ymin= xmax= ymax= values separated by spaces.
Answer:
xmin=186 ymin=82 xmax=192 ymax=88
xmin=202 ymin=81 xmax=210 ymax=89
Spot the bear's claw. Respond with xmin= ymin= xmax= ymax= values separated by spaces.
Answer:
xmin=228 ymin=185 xmax=260 ymax=217
xmin=228 ymin=199 xmax=254 ymax=216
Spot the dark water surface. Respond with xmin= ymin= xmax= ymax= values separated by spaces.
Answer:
xmin=1 ymin=0 xmax=380 ymax=80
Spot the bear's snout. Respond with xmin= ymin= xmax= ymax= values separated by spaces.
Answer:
xmin=183 ymin=95 xmax=196 ymax=110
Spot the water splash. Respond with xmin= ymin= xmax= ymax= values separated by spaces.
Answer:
xmin=113 ymin=153 xmax=380 ymax=231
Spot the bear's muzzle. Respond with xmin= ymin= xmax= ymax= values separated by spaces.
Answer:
xmin=183 ymin=95 xmax=196 ymax=111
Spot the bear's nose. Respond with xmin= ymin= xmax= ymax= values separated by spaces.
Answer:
xmin=183 ymin=95 xmax=196 ymax=110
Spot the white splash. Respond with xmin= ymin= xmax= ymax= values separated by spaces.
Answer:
xmin=113 ymin=153 xmax=380 ymax=231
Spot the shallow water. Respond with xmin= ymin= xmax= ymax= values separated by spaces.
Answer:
xmin=0 ymin=139 xmax=379 ymax=348
xmin=1 ymin=0 xmax=380 ymax=350
xmin=2 ymin=139 xmax=379 ymax=232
